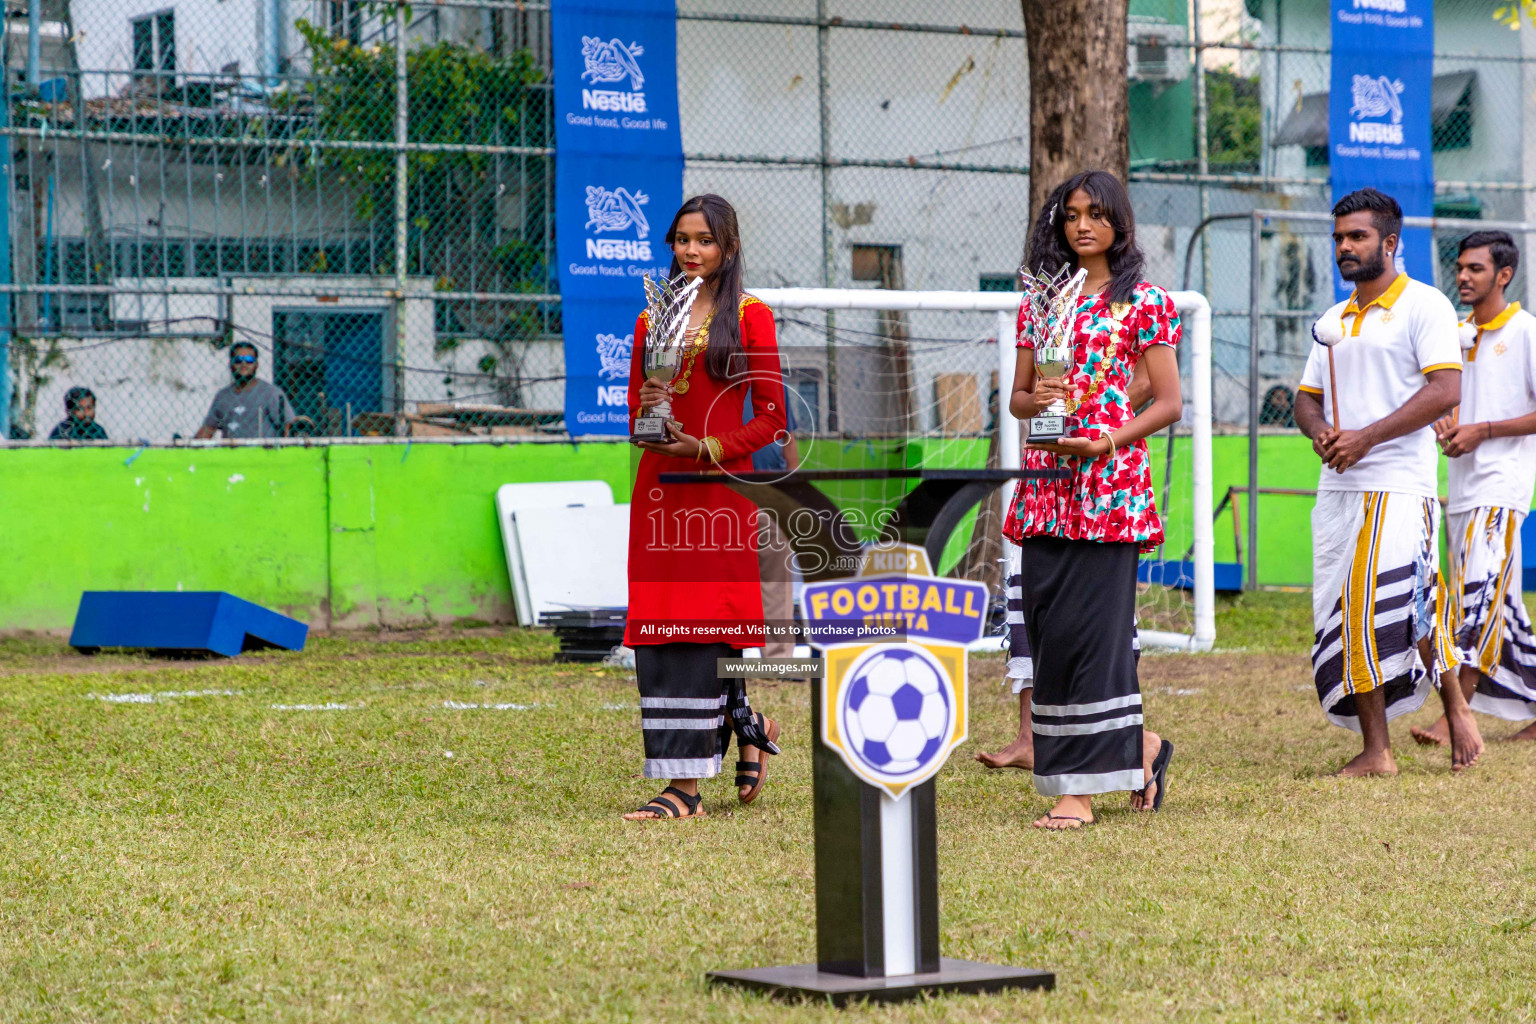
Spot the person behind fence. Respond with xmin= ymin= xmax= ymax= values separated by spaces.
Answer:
xmin=621 ymin=193 xmax=787 ymax=821
xmin=1409 ymin=231 xmax=1536 ymax=747
xmin=1003 ymin=169 xmax=1181 ymax=830
xmin=48 ymin=387 xmax=108 ymax=441
xmin=195 ymin=342 xmax=297 ymax=440
xmin=1293 ymin=188 xmax=1479 ymax=775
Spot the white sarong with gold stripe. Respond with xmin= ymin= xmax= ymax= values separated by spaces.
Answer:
xmin=1311 ymin=491 xmax=1461 ymax=732
xmin=1448 ymin=507 xmax=1536 ymax=722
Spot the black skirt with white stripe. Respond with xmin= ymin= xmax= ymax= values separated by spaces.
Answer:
xmin=1017 ymin=537 xmax=1144 ymax=796
xmin=1007 ymin=540 xmax=1141 ymax=693
xmin=635 ymin=642 xmax=735 ymax=779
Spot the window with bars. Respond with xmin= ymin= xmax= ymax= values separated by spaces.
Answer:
xmin=130 ymin=10 xmax=175 ymax=81
xmin=328 ymin=1 xmax=362 ymax=46
xmin=507 ymin=7 xmax=551 ymax=72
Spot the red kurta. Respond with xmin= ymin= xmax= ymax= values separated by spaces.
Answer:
xmin=624 ymin=296 xmax=787 ymax=648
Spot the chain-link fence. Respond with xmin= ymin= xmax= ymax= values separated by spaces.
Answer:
xmin=4 ymin=0 xmax=1536 ymax=443
xmin=2 ymin=0 xmax=557 ymax=441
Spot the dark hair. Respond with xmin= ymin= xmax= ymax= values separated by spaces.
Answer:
xmin=1458 ymin=229 xmax=1520 ymax=278
xmin=64 ymin=386 xmax=95 ymax=413
xmin=230 ymin=341 xmax=258 ymax=359
xmin=1332 ymin=188 xmax=1403 ymax=242
xmin=666 ymin=194 xmax=745 ymax=380
xmin=1023 ymin=170 xmax=1145 ymax=305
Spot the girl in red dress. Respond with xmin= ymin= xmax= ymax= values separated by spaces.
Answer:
xmin=621 ymin=194 xmax=788 ymax=821
xmin=1005 ymin=170 xmax=1182 ymax=830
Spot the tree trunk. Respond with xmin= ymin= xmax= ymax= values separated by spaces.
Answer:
xmin=1020 ymin=0 xmax=1130 ymax=222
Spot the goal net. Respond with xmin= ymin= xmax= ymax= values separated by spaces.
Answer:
xmin=752 ymin=287 xmax=1215 ymax=652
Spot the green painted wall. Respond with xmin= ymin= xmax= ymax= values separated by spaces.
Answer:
xmin=0 ymin=433 xmax=1434 ymax=633
xmin=0 ymin=442 xmax=631 ymax=632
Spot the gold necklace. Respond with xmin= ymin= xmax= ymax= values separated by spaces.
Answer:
xmin=1062 ymin=351 xmax=1113 ymax=414
xmin=1062 ymin=309 xmax=1126 ymax=415
xmin=672 ymin=311 xmax=714 ymax=395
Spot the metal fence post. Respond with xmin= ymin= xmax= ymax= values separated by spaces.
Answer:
xmin=394 ymin=0 xmax=410 ymax=419
xmin=1191 ymin=3 xmax=1210 ymax=296
xmin=818 ymin=0 xmax=838 ymax=433
xmin=0 ymin=86 xmax=11 ymax=439
xmin=1247 ymin=211 xmax=1262 ymax=591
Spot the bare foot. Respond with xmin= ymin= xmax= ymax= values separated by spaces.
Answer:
xmin=1130 ymin=729 xmax=1162 ymax=811
xmin=1033 ymin=794 xmax=1093 ymax=830
xmin=1410 ymin=717 xmax=1450 ymax=746
xmin=1445 ymin=704 xmax=1484 ymax=772
xmin=975 ymin=736 xmax=1034 ymax=770
xmin=1336 ymin=749 xmax=1398 ymax=777
xmin=1506 ymin=720 xmax=1536 ymax=742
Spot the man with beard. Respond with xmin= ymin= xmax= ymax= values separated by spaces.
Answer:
xmin=1411 ymin=231 xmax=1536 ymax=745
xmin=195 ymin=342 xmax=296 ymax=440
xmin=1293 ymin=188 xmax=1477 ymax=775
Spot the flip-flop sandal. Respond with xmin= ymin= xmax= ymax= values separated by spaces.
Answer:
xmin=1134 ymin=739 xmax=1174 ymax=812
xmin=736 ymin=715 xmax=781 ymax=805
xmin=627 ymin=786 xmax=704 ymax=821
xmin=1036 ymin=814 xmax=1095 ymax=829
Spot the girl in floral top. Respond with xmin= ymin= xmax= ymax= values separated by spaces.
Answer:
xmin=1004 ymin=170 xmax=1182 ymax=830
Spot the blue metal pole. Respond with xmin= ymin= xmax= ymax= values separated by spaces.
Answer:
xmin=264 ymin=0 xmax=283 ymax=84
xmin=27 ymin=0 xmax=42 ymax=87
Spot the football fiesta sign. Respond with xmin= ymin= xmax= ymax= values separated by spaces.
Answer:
xmin=552 ymin=0 xmax=682 ymax=435
xmin=802 ymin=548 xmax=986 ymax=798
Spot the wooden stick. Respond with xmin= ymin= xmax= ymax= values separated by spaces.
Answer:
xmin=1326 ymin=345 xmax=1341 ymax=430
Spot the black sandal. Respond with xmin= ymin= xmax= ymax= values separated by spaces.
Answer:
xmin=1036 ymin=814 xmax=1095 ymax=829
xmin=627 ymin=786 xmax=704 ymax=820
xmin=736 ymin=715 xmax=781 ymax=805
xmin=1134 ymin=739 xmax=1173 ymax=812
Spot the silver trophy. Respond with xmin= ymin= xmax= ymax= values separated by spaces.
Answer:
xmin=1017 ymin=265 xmax=1088 ymax=443
xmin=631 ymin=272 xmax=704 ymax=443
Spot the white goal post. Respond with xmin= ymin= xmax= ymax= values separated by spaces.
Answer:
xmin=752 ymin=287 xmax=1215 ymax=653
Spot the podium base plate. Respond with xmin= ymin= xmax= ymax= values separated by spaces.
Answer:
xmin=707 ymin=958 xmax=1053 ymax=1005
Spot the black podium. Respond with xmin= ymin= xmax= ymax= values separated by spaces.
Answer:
xmin=705 ymin=564 xmax=1056 ymax=1005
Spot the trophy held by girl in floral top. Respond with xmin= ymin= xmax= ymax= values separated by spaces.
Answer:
xmin=1018 ymin=265 xmax=1088 ymax=443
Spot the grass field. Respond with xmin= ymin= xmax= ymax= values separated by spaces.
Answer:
xmin=3 ymin=592 xmax=1535 ymax=1023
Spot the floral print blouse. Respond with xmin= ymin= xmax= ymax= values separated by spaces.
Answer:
xmin=1003 ymin=281 xmax=1181 ymax=551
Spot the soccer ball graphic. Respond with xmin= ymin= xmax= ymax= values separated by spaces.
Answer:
xmin=841 ymin=647 xmax=950 ymax=776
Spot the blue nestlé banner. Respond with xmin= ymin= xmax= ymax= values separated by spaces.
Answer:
xmin=552 ymin=0 xmax=682 ymax=435
xmin=1329 ymin=0 xmax=1434 ymax=300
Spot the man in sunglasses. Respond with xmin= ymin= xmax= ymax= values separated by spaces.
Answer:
xmin=195 ymin=342 xmax=297 ymax=439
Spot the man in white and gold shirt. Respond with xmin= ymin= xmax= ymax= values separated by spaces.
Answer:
xmin=1294 ymin=188 xmax=1476 ymax=776
xmin=1414 ymin=231 xmax=1536 ymax=748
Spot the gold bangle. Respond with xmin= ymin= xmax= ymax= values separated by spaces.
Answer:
xmin=1100 ymin=427 xmax=1117 ymax=458
xmin=705 ymin=436 xmax=724 ymax=464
